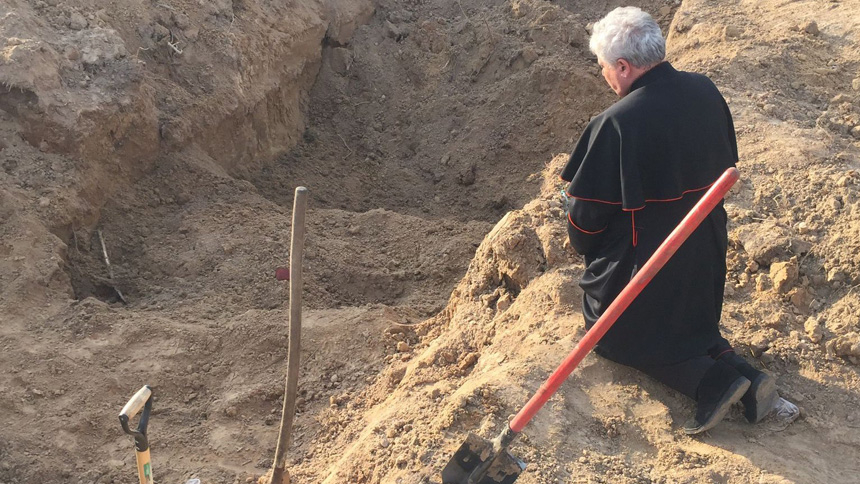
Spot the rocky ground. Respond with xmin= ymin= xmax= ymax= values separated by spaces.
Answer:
xmin=1 ymin=0 xmax=859 ymax=483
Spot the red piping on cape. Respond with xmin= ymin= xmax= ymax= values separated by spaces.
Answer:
xmin=563 ymin=181 xmax=717 ymax=211
xmin=568 ymin=213 xmax=606 ymax=234
xmin=566 ymin=194 xmax=623 ymax=205
xmin=714 ymin=348 xmax=735 ymax=360
xmin=631 ymin=211 xmax=638 ymax=247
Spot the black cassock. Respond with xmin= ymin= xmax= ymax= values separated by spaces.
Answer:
xmin=561 ymin=62 xmax=737 ymax=370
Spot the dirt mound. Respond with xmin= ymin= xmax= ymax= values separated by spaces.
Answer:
xmin=2 ymin=0 xmax=860 ymax=483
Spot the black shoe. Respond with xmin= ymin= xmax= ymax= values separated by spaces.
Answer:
xmin=684 ymin=361 xmax=751 ymax=435
xmin=741 ymin=372 xmax=779 ymax=423
xmin=717 ymin=352 xmax=779 ymax=424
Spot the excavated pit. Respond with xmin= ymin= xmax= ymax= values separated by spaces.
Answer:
xmin=5 ymin=1 xmax=672 ymax=481
xmin=65 ymin=0 xmax=658 ymax=312
xmin=4 ymin=0 xmax=860 ymax=483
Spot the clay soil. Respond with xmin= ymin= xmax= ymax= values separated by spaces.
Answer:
xmin=2 ymin=0 xmax=860 ymax=483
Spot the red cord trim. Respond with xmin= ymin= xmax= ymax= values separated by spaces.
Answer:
xmin=644 ymin=183 xmax=714 ymax=203
xmin=569 ymin=181 xmax=717 ymax=211
xmin=714 ymin=348 xmax=735 ymax=360
xmin=631 ymin=211 xmax=638 ymax=247
xmin=568 ymin=195 xmax=623 ymax=205
xmin=568 ymin=213 xmax=607 ymax=234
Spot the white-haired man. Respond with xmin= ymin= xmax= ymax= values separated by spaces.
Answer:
xmin=560 ymin=6 xmax=797 ymax=434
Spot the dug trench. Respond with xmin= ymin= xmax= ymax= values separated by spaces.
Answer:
xmin=2 ymin=0 xmax=860 ymax=484
xmin=2 ymin=0 xmax=619 ymax=481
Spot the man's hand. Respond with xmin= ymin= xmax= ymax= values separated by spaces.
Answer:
xmin=559 ymin=189 xmax=572 ymax=213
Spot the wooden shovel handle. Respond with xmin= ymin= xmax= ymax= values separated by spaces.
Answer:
xmin=135 ymin=449 xmax=153 ymax=484
xmin=271 ymin=186 xmax=308 ymax=483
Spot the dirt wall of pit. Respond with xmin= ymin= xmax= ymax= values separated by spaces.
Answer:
xmin=0 ymin=0 xmax=374 ymax=314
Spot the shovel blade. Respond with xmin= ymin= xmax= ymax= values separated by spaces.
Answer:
xmin=441 ymin=433 xmax=525 ymax=484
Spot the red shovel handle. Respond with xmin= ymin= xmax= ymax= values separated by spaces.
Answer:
xmin=509 ymin=167 xmax=740 ymax=433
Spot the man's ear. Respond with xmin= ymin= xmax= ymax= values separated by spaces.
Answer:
xmin=617 ymin=58 xmax=630 ymax=75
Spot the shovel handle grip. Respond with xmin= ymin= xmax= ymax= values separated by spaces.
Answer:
xmin=509 ymin=167 xmax=739 ymax=433
xmin=120 ymin=385 xmax=152 ymax=420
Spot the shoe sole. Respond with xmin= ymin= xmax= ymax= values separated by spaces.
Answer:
xmin=684 ymin=377 xmax=751 ymax=435
xmin=745 ymin=373 xmax=778 ymax=424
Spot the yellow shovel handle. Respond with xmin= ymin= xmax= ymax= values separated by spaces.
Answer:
xmin=135 ymin=449 xmax=153 ymax=484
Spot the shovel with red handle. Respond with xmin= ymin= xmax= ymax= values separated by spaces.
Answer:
xmin=441 ymin=167 xmax=740 ymax=484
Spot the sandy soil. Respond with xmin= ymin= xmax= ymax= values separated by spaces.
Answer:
xmin=2 ymin=0 xmax=860 ymax=483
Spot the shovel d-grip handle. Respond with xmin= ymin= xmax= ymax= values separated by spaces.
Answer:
xmin=508 ymin=167 xmax=740 ymax=433
xmin=120 ymin=385 xmax=153 ymax=451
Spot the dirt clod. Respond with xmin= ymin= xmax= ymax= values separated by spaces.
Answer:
xmin=802 ymin=20 xmax=820 ymax=35
xmin=770 ymin=260 xmax=799 ymax=294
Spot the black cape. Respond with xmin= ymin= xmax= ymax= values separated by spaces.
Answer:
xmin=561 ymin=62 xmax=738 ymax=367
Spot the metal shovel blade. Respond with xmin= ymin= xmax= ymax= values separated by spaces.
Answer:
xmin=441 ymin=433 xmax=525 ymax=484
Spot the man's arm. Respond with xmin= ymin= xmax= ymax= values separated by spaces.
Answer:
xmin=565 ymin=196 xmax=620 ymax=256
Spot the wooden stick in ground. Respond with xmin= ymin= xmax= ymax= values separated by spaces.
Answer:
xmin=97 ymin=230 xmax=127 ymax=304
xmin=269 ymin=186 xmax=308 ymax=484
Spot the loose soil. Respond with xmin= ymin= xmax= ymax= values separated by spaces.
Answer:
xmin=2 ymin=0 xmax=860 ymax=483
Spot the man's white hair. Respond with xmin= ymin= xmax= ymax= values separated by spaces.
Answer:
xmin=589 ymin=6 xmax=665 ymax=68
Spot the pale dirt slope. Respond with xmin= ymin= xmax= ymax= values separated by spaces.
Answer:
xmin=1 ymin=0 xmax=860 ymax=483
